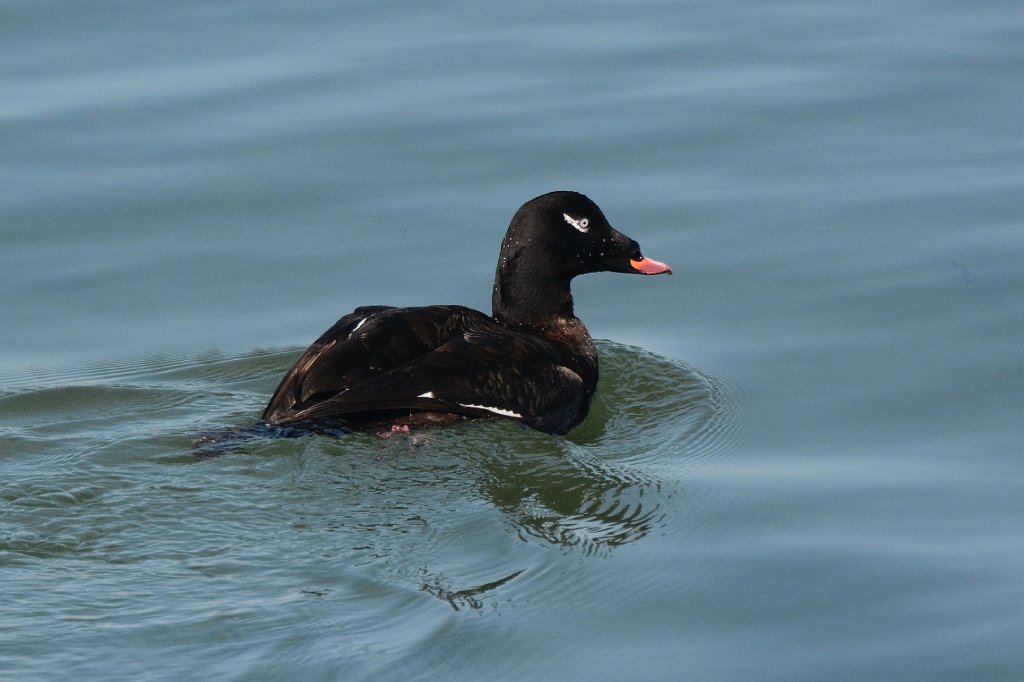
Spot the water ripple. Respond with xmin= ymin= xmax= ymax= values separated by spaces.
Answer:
xmin=0 ymin=342 xmax=737 ymax=615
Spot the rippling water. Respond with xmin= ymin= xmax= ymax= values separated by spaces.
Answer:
xmin=3 ymin=342 xmax=736 ymax=678
xmin=3 ymin=0 xmax=1023 ymax=679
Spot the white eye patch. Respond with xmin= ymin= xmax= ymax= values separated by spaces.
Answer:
xmin=563 ymin=213 xmax=590 ymax=233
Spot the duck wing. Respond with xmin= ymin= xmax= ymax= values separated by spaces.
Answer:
xmin=263 ymin=305 xmax=591 ymax=434
xmin=263 ymin=305 xmax=461 ymax=421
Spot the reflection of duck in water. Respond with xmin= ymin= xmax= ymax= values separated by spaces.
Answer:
xmin=261 ymin=191 xmax=671 ymax=435
xmin=476 ymin=442 xmax=664 ymax=555
xmin=419 ymin=442 xmax=663 ymax=609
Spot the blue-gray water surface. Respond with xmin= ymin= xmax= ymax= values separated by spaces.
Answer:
xmin=2 ymin=1 xmax=1023 ymax=680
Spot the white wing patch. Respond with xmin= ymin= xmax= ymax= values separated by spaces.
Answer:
xmin=458 ymin=402 xmax=523 ymax=419
xmin=417 ymin=393 xmax=519 ymax=418
xmin=562 ymin=213 xmax=590 ymax=233
xmin=349 ymin=317 xmax=368 ymax=336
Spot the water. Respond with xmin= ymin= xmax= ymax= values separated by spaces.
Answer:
xmin=2 ymin=1 xmax=1023 ymax=679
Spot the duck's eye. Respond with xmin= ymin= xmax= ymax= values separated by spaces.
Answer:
xmin=563 ymin=213 xmax=590 ymax=233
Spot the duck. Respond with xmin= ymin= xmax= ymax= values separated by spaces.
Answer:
xmin=261 ymin=191 xmax=671 ymax=435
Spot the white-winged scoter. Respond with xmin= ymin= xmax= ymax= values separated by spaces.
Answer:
xmin=261 ymin=191 xmax=671 ymax=435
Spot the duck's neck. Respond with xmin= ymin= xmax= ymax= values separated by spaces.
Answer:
xmin=491 ymin=251 xmax=576 ymax=327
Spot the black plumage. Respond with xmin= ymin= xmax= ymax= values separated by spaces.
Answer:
xmin=261 ymin=191 xmax=671 ymax=435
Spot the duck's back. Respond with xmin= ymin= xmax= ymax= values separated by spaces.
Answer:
xmin=261 ymin=304 xmax=598 ymax=434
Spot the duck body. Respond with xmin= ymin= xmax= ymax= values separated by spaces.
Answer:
xmin=262 ymin=304 xmax=597 ymax=434
xmin=261 ymin=191 xmax=670 ymax=435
